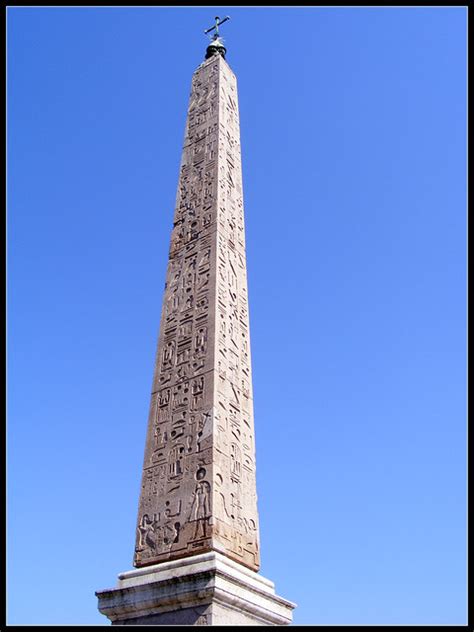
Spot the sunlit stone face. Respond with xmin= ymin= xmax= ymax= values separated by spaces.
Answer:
xmin=134 ymin=53 xmax=260 ymax=572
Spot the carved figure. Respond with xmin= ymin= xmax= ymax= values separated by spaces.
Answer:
xmin=136 ymin=514 xmax=156 ymax=552
xmin=189 ymin=468 xmax=211 ymax=539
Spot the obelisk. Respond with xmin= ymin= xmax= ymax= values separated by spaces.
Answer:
xmin=96 ymin=18 xmax=296 ymax=625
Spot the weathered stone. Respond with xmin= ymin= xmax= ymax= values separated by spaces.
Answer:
xmin=134 ymin=52 xmax=260 ymax=572
xmin=96 ymin=551 xmax=295 ymax=625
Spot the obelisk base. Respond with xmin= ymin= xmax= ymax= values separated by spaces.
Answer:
xmin=96 ymin=551 xmax=296 ymax=626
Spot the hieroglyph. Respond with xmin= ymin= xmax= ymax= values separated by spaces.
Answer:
xmin=134 ymin=54 xmax=259 ymax=572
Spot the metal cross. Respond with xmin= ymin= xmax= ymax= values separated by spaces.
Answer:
xmin=204 ymin=15 xmax=230 ymax=39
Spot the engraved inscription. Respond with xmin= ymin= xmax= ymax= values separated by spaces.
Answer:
xmin=135 ymin=54 xmax=259 ymax=571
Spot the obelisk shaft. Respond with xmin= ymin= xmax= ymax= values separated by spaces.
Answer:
xmin=134 ymin=53 xmax=260 ymax=571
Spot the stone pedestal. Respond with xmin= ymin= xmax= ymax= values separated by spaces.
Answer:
xmin=96 ymin=551 xmax=296 ymax=625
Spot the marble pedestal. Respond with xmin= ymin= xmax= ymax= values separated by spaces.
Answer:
xmin=96 ymin=551 xmax=296 ymax=625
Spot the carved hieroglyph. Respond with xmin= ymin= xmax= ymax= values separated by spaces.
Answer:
xmin=134 ymin=53 xmax=259 ymax=572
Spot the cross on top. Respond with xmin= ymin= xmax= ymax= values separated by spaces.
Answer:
xmin=204 ymin=15 xmax=230 ymax=40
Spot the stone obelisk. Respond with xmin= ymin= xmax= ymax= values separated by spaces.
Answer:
xmin=96 ymin=19 xmax=296 ymax=625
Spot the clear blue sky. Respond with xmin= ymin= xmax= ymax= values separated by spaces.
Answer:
xmin=7 ymin=6 xmax=466 ymax=626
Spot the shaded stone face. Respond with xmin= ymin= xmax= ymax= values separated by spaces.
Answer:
xmin=134 ymin=54 xmax=260 ymax=572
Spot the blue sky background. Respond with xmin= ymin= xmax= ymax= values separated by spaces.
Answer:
xmin=7 ymin=6 xmax=466 ymax=626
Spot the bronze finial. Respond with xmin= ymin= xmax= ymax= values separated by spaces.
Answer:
xmin=204 ymin=15 xmax=230 ymax=40
xmin=204 ymin=16 xmax=230 ymax=60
